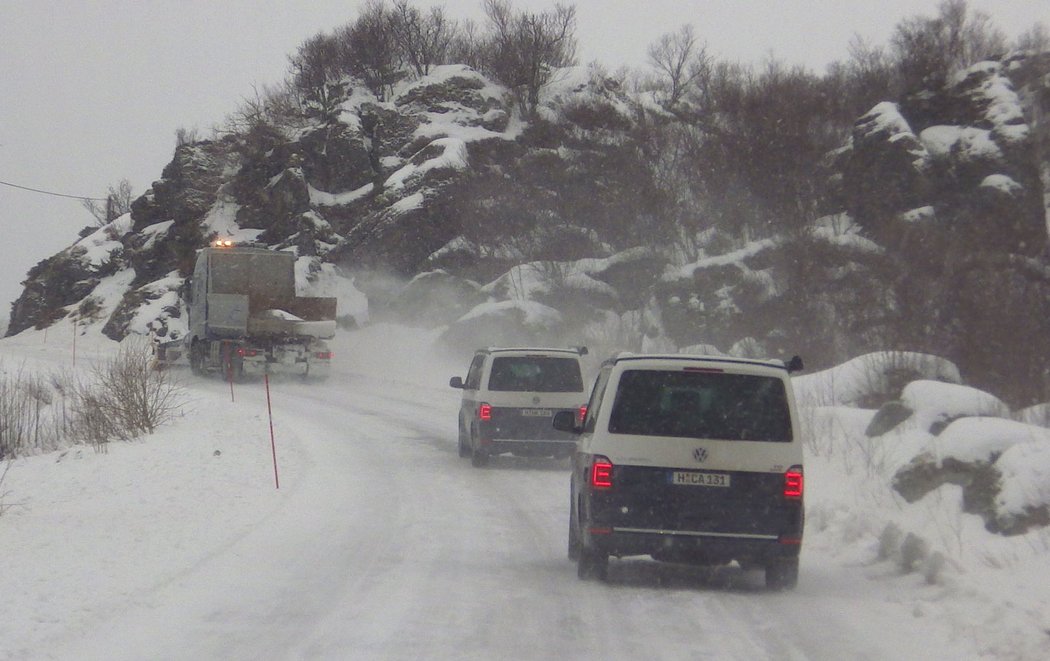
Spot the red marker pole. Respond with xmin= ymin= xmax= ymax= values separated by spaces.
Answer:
xmin=71 ymin=318 xmax=77 ymax=368
xmin=265 ymin=373 xmax=280 ymax=489
xmin=225 ymin=342 xmax=235 ymax=403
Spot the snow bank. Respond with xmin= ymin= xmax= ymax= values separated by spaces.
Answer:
xmin=900 ymin=379 xmax=1010 ymax=433
xmin=793 ymin=352 xmax=961 ymax=408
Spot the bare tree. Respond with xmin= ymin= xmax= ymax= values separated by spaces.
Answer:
xmin=289 ymin=32 xmax=344 ymax=114
xmin=891 ymin=0 xmax=1006 ymax=92
xmin=647 ymin=25 xmax=710 ymax=107
xmin=448 ymin=18 xmax=486 ymax=70
xmin=480 ymin=0 xmax=577 ymax=116
xmin=339 ymin=0 xmax=405 ymax=100
xmin=81 ymin=178 xmax=134 ymax=226
xmin=391 ymin=0 xmax=457 ymax=77
xmin=1014 ymin=23 xmax=1049 ymax=52
xmin=175 ymin=126 xmax=200 ymax=147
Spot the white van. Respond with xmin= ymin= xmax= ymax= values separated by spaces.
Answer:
xmin=450 ymin=347 xmax=588 ymax=467
xmin=554 ymin=353 xmax=805 ymax=588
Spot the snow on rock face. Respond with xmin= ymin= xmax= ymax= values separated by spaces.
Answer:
xmin=385 ymin=138 xmax=469 ymax=190
xmin=898 ymin=205 xmax=936 ymax=224
xmin=950 ymin=61 xmax=1028 ymax=140
xmin=892 ymin=417 xmax=1050 ymax=535
xmin=836 ymin=53 xmax=1047 ymax=261
xmin=979 ymin=173 xmax=1024 ymax=196
xmin=854 ymin=102 xmax=930 ymax=171
xmin=995 ymin=441 xmax=1050 ymax=527
xmin=842 ymin=103 xmax=932 ymax=235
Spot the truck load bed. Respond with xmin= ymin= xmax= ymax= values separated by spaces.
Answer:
xmin=248 ymin=308 xmax=336 ymax=339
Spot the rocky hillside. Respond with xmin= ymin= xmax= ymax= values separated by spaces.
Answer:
xmin=7 ymin=51 xmax=1050 ymax=405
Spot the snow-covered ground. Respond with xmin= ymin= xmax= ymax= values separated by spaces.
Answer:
xmin=1 ymin=323 xmax=1049 ymax=660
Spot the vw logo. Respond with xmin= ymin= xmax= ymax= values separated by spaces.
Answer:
xmin=692 ymin=447 xmax=708 ymax=463
xmin=532 ymin=396 xmax=541 ymax=405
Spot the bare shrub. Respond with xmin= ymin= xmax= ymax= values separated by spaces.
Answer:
xmin=0 ymin=364 xmax=69 ymax=458
xmin=175 ymin=126 xmax=200 ymax=147
xmin=1014 ymin=23 xmax=1049 ymax=52
xmin=289 ymin=31 xmax=344 ymax=114
xmin=478 ymin=0 xmax=577 ymax=116
xmin=899 ymin=531 xmax=929 ymax=572
xmin=78 ymin=338 xmax=185 ymax=441
xmin=0 ymin=460 xmax=14 ymax=516
xmin=337 ymin=0 xmax=406 ymax=100
xmin=391 ymin=0 xmax=457 ymax=77
xmin=890 ymin=0 xmax=1006 ymax=92
xmin=81 ymin=179 xmax=134 ymax=226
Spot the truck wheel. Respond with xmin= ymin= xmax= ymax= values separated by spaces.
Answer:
xmin=765 ymin=557 xmax=799 ymax=590
xmin=189 ymin=341 xmax=203 ymax=375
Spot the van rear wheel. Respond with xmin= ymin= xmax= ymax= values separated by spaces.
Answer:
xmin=568 ymin=501 xmax=581 ymax=561
xmin=457 ymin=423 xmax=470 ymax=458
xmin=765 ymin=557 xmax=799 ymax=590
xmin=577 ymin=546 xmax=607 ymax=580
xmin=470 ymin=447 xmax=489 ymax=467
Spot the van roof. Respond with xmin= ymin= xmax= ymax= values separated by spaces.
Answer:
xmin=606 ymin=353 xmax=799 ymax=373
xmin=479 ymin=346 xmax=587 ymax=356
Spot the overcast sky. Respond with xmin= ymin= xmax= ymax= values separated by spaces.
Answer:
xmin=1 ymin=0 xmax=1046 ymax=324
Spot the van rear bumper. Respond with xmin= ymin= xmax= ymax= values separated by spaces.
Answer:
xmin=584 ymin=526 xmax=801 ymax=566
xmin=480 ymin=437 xmax=576 ymax=458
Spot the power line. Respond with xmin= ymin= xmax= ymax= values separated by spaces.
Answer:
xmin=0 ymin=178 xmax=108 ymax=201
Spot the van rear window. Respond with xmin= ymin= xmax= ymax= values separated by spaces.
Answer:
xmin=608 ymin=369 xmax=792 ymax=442
xmin=488 ymin=356 xmax=583 ymax=393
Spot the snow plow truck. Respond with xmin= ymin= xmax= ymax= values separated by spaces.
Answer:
xmin=158 ymin=242 xmax=337 ymax=380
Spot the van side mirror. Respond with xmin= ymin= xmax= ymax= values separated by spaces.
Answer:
xmin=552 ymin=410 xmax=580 ymax=433
xmin=449 ymin=376 xmax=464 ymax=389
xmin=786 ymin=355 xmax=804 ymax=373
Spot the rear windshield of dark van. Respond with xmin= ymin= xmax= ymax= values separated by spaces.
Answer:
xmin=488 ymin=356 xmax=584 ymax=393
xmin=608 ymin=369 xmax=792 ymax=442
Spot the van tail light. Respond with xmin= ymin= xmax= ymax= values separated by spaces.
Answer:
xmin=237 ymin=347 xmax=258 ymax=357
xmin=590 ymin=455 xmax=613 ymax=490
xmin=577 ymin=405 xmax=587 ymax=424
xmin=478 ymin=403 xmax=492 ymax=421
xmin=315 ymin=351 xmax=333 ymax=359
xmin=784 ymin=466 xmax=804 ymax=500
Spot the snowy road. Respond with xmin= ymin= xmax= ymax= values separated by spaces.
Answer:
xmin=3 ymin=328 xmax=977 ymax=660
xmin=44 ymin=387 xmax=955 ymax=657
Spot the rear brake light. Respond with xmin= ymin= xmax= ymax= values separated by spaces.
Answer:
xmin=479 ymin=403 xmax=492 ymax=421
xmin=784 ymin=466 xmax=804 ymax=499
xmin=237 ymin=348 xmax=258 ymax=357
xmin=683 ymin=366 xmax=724 ymax=373
xmin=315 ymin=351 xmax=333 ymax=359
xmin=590 ymin=455 xmax=613 ymax=489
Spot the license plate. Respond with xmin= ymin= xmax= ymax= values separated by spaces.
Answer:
xmin=520 ymin=408 xmax=553 ymax=417
xmin=670 ymin=471 xmax=731 ymax=487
